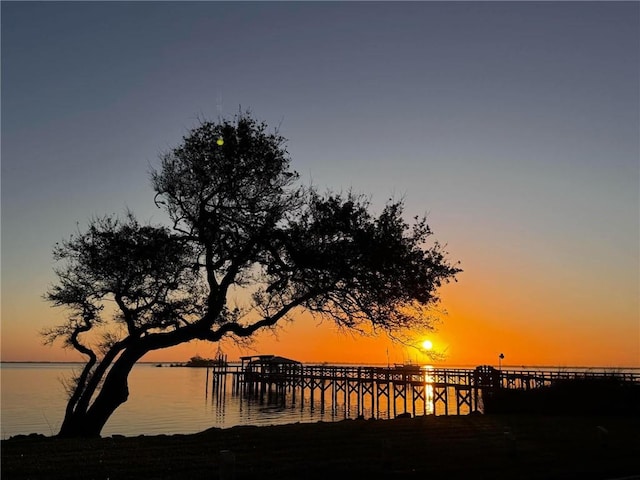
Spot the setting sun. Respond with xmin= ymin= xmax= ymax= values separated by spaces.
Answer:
xmin=422 ymin=340 xmax=433 ymax=351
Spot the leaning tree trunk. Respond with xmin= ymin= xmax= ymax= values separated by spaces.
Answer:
xmin=57 ymin=348 xmax=145 ymax=438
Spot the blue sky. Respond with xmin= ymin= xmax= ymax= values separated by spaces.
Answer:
xmin=2 ymin=2 xmax=638 ymax=365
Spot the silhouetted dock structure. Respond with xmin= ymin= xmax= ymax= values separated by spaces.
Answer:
xmin=207 ymin=355 xmax=640 ymax=417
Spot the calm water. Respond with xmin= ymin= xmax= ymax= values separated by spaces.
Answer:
xmin=0 ymin=362 xmax=390 ymax=438
xmin=2 ymin=363 xmax=637 ymax=439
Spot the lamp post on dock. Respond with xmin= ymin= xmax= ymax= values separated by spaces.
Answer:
xmin=498 ymin=353 xmax=504 ymax=371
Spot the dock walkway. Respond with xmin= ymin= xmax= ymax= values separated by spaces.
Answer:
xmin=207 ymin=358 xmax=640 ymax=417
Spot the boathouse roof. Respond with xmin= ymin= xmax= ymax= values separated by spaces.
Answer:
xmin=240 ymin=354 xmax=301 ymax=365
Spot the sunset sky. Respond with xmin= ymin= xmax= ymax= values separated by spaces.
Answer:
xmin=2 ymin=2 xmax=638 ymax=368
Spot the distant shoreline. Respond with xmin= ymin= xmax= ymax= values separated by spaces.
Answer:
xmin=2 ymin=360 xmax=639 ymax=370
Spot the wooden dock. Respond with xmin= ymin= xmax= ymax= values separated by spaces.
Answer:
xmin=207 ymin=357 xmax=640 ymax=418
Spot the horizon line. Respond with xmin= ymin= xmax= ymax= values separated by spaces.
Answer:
xmin=2 ymin=360 xmax=639 ymax=370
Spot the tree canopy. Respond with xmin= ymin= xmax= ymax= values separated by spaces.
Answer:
xmin=45 ymin=113 xmax=461 ymax=437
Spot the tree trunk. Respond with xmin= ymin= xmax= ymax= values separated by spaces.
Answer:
xmin=57 ymin=348 xmax=144 ymax=438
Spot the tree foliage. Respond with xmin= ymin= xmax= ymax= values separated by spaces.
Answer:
xmin=44 ymin=113 xmax=461 ymax=437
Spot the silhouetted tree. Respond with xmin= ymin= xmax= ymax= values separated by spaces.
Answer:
xmin=45 ymin=113 xmax=461 ymax=437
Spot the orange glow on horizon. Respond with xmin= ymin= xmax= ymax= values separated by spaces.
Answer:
xmin=2 ymin=272 xmax=638 ymax=368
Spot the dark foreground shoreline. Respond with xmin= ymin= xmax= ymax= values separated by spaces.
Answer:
xmin=2 ymin=414 xmax=639 ymax=479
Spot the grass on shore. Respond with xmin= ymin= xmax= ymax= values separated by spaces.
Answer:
xmin=2 ymin=414 xmax=639 ymax=479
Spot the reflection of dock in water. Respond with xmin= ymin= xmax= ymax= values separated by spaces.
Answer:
xmin=206 ymin=355 xmax=640 ymax=418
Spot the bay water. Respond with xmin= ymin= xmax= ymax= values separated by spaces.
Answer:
xmin=3 ymin=362 xmax=636 ymax=439
xmin=1 ymin=362 xmax=384 ymax=439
